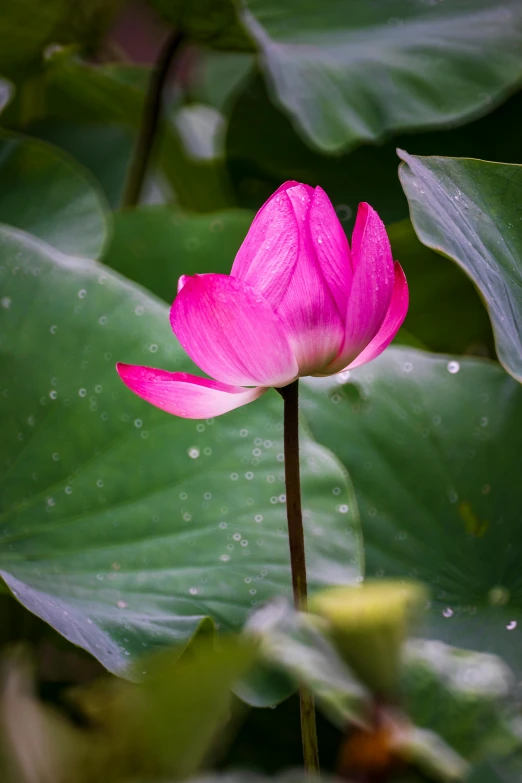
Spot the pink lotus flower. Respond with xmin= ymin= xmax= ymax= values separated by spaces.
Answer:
xmin=117 ymin=182 xmax=408 ymax=419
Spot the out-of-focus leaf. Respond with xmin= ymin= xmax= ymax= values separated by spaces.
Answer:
xmin=102 ymin=205 xmax=253 ymax=302
xmin=404 ymin=639 xmax=522 ymax=765
xmin=0 ymin=638 xmax=255 ymax=783
xmin=389 ymin=220 xmax=494 ymax=357
xmin=398 ymin=726 xmax=470 ymax=782
xmin=399 ymin=151 xmax=522 ymax=382
xmin=238 ymin=0 xmax=522 ymax=152
xmin=0 ymin=132 xmax=108 ymax=259
xmin=242 ymin=599 xmax=370 ymax=727
xmin=469 ymin=760 xmax=522 ymax=782
xmin=72 ymin=636 xmax=257 ymax=780
xmin=0 ymin=226 xmax=362 ymax=676
xmin=0 ymin=0 xmax=124 ymax=79
xmin=300 ymin=349 xmax=522 ymax=675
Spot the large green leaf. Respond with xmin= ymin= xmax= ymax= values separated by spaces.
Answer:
xmin=103 ymin=206 xmax=253 ymax=303
xmin=0 ymin=227 xmax=362 ymax=675
xmin=399 ymin=151 xmax=522 ymax=382
xmin=300 ymin=349 xmax=522 ymax=673
xmin=0 ymin=132 xmax=108 ymax=259
xmin=239 ymin=0 xmax=522 ymax=152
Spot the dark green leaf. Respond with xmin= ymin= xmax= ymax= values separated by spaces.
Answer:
xmin=239 ymin=0 xmax=522 ymax=152
xmin=300 ymin=349 xmax=522 ymax=673
xmin=0 ymin=228 xmax=362 ymax=675
xmin=399 ymin=151 xmax=522 ymax=382
xmin=404 ymin=639 xmax=521 ymax=763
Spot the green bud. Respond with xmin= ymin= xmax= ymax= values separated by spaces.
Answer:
xmin=310 ymin=580 xmax=427 ymax=697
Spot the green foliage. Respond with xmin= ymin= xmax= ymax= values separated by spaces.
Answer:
xmin=1 ymin=0 xmax=522 ymax=778
xmin=404 ymin=640 xmax=522 ymax=764
xmin=240 ymin=0 xmax=522 ymax=151
xmin=244 ymin=597 xmax=522 ymax=780
xmin=0 ymin=637 xmax=256 ymax=782
xmin=399 ymin=151 xmax=522 ymax=382
xmin=301 ymin=351 xmax=522 ymax=674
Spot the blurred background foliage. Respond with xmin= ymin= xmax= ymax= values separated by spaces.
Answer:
xmin=0 ymin=0 xmax=522 ymax=781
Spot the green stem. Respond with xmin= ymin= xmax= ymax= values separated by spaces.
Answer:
xmin=279 ymin=380 xmax=320 ymax=775
xmin=122 ymin=30 xmax=183 ymax=208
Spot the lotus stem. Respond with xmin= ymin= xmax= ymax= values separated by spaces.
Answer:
xmin=279 ymin=379 xmax=320 ymax=774
xmin=122 ymin=29 xmax=183 ymax=208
